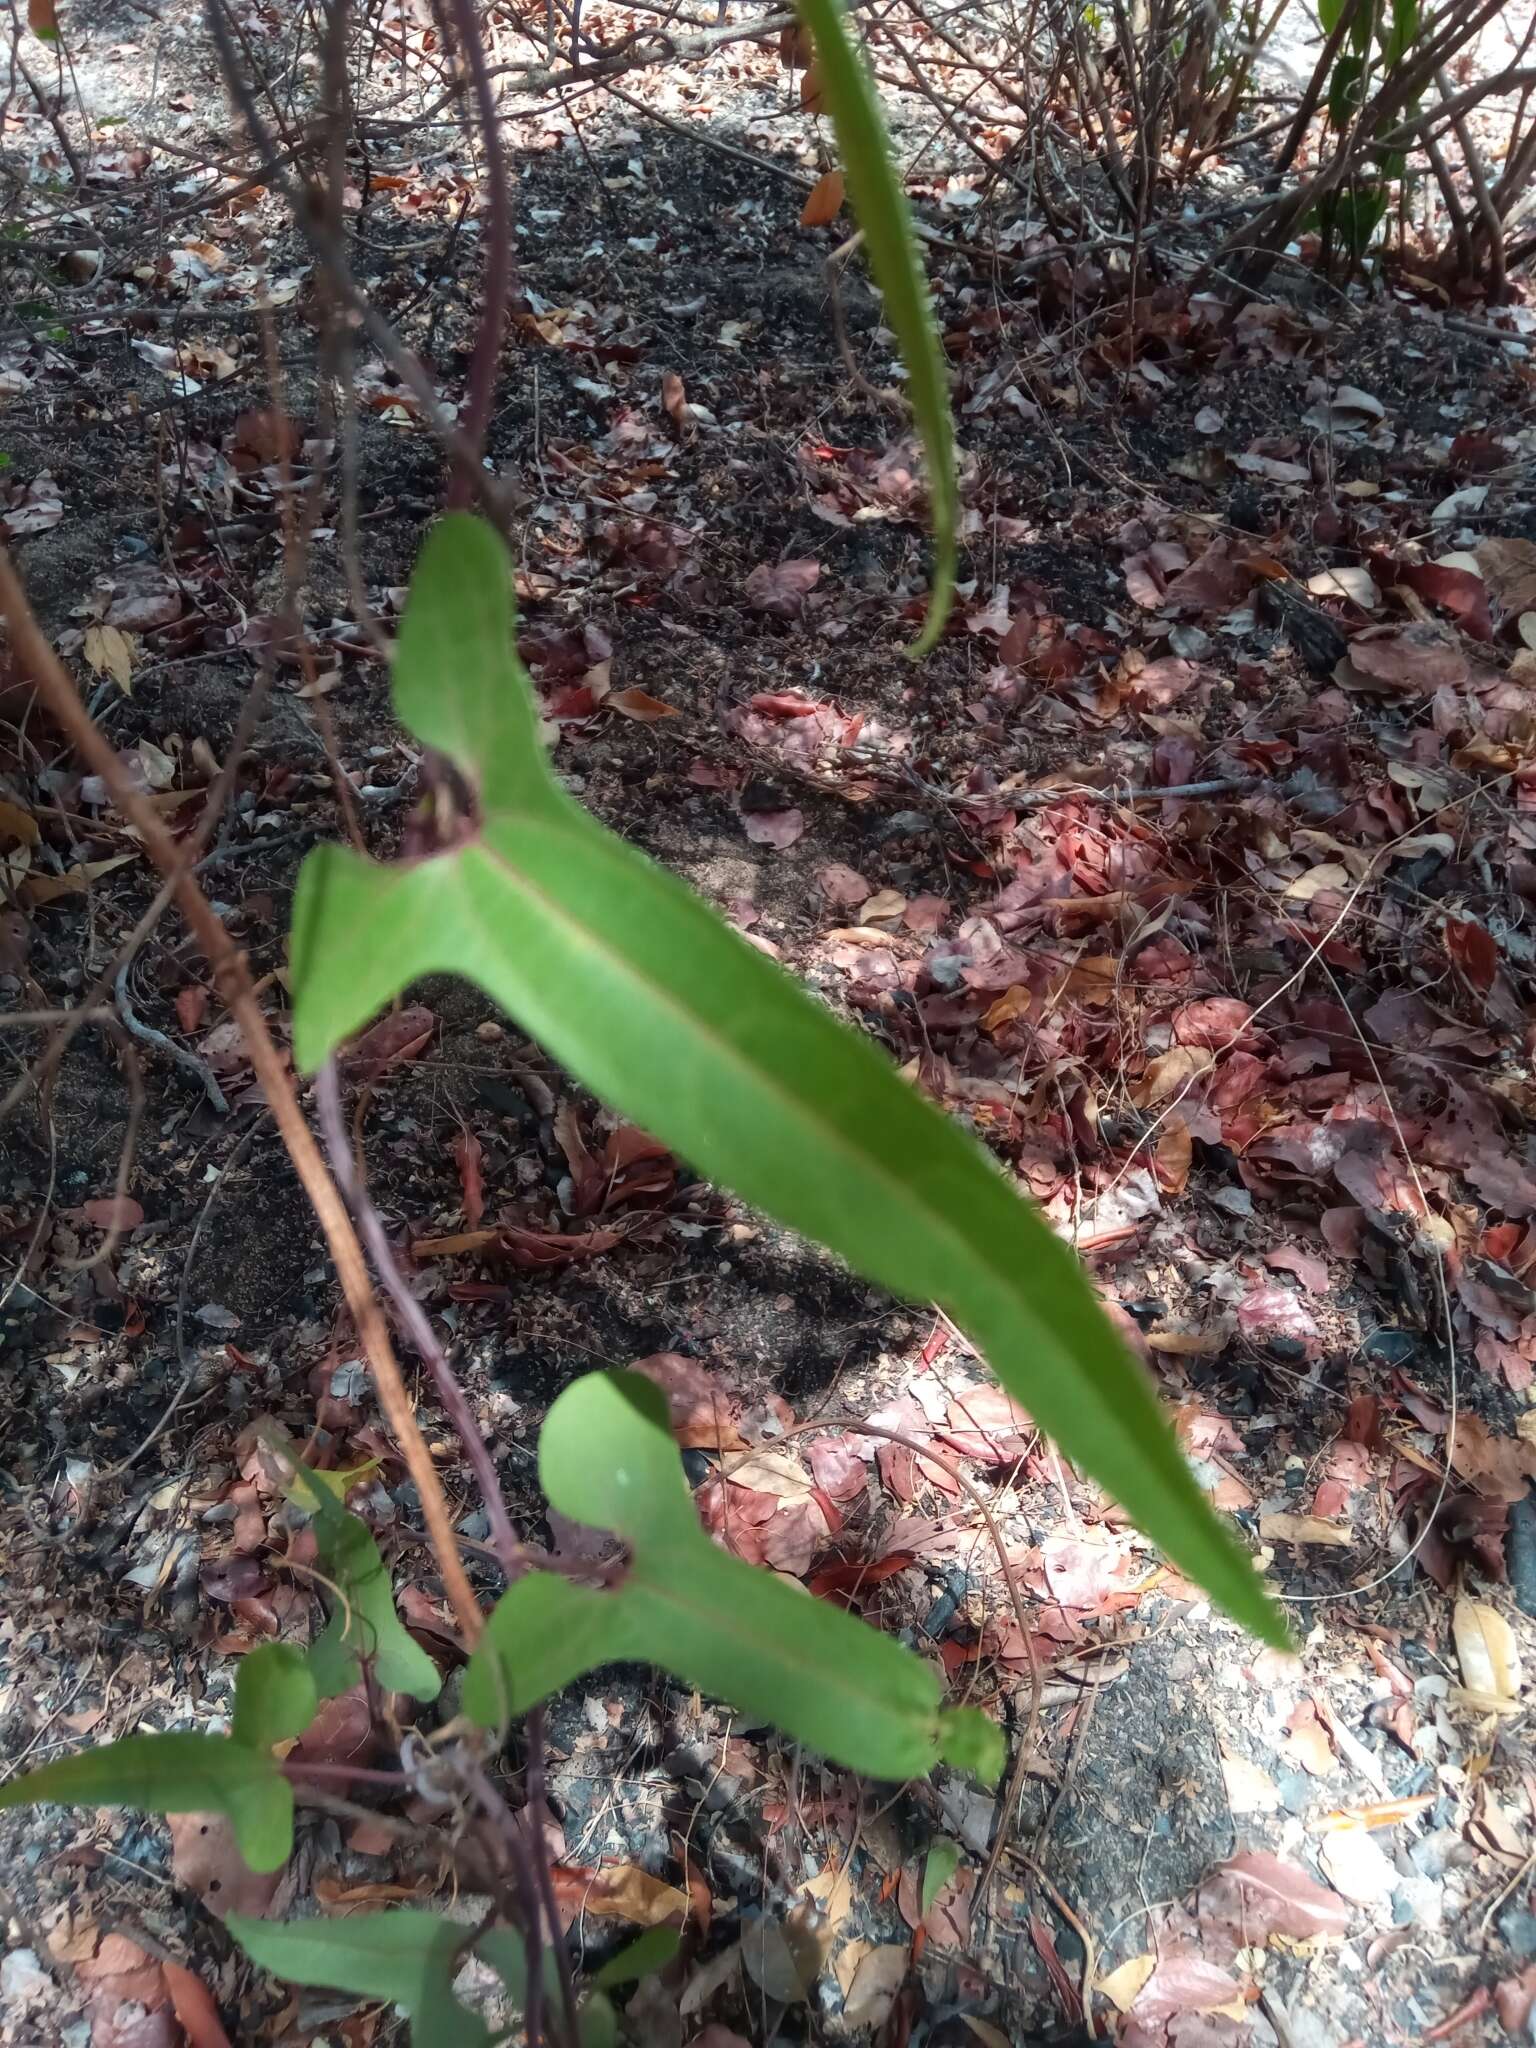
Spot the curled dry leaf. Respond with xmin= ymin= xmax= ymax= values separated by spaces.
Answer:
xmin=744 ymin=558 xmax=821 ymax=618
xmin=1452 ymin=1595 xmax=1523 ymax=1712
xmin=742 ymin=806 xmax=805 ymax=849
xmin=609 ymin=687 xmax=679 ymax=722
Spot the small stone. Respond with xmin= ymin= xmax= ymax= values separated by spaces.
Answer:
xmin=1393 ymin=1874 xmax=1443 ymax=1931
xmin=1 ymin=1950 xmax=48 ymax=2003
xmin=1499 ymin=1906 xmax=1536 ymax=1959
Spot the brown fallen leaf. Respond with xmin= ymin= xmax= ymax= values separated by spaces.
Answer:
xmin=841 ymin=1943 xmax=907 ymax=2029
xmin=1453 ymin=1595 xmax=1523 ymax=1712
xmin=553 ymin=1862 xmax=690 ymax=1926
xmin=342 ymin=1004 xmax=435 ymax=1083
xmin=20 ymin=853 xmax=137 ymax=906
xmin=161 ymin=1962 xmax=234 ymax=2048
xmin=800 ymin=168 xmax=845 ymax=228
xmin=1258 ymin=1513 xmax=1352 ymax=1548
xmin=609 ymin=687 xmax=679 ymax=721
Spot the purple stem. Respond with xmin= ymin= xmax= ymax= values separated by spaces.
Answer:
xmin=443 ymin=0 xmax=514 ymax=502
xmin=315 ymin=1058 xmax=527 ymax=1580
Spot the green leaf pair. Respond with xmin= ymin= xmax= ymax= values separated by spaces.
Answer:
xmin=290 ymin=513 xmax=1285 ymax=1648
xmin=0 ymin=1468 xmax=437 ymax=1871
xmin=0 ymin=1642 xmax=311 ymax=1872
xmin=463 ymin=1372 xmax=1003 ymax=1783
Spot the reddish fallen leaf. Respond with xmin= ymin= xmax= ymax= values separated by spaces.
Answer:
xmin=343 ymin=1004 xmax=434 ymax=1083
xmin=744 ymin=558 xmax=820 ymax=617
xmin=609 ymin=686 xmax=679 ymax=721
xmin=742 ymin=806 xmax=805 ymax=849
xmin=453 ymin=1128 xmax=485 ymax=1229
xmin=168 ymin=1813 xmax=281 ymax=1920
xmin=800 ymin=168 xmax=845 ymax=227
xmin=1237 ymin=1282 xmax=1321 ymax=1354
xmin=1444 ymin=915 xmax=1499 ymax=993
xmin=750 ymin=690 xmax=822 ymax=717
xmin=818 ymin=862 xmax=870 ymax=906
xmin=175 ymin=985 xmax=209 ymax=1034
xmin=1196 ymin=1850 xmax=1352 ymax=1940
xmin=1130 ymin=1952 xmax=1244 ymax=2026
xmin=660 ymin=371 xmax=689 ymax=429
xmin=161 ymin=1963 xmax=234 ymax=2048
xmin=1395 ymin=560 xmax=1493 ymax=640
xmin=629 ymin=1350 xmax=746 ymax=1450
xmin=1343 ymin=622 xmax=1469 ymax=692
xmin=81 ymin=1195 xmax=144 ymax=1232
xmin=807 ymin=1550 xmax=914 ymax=1600
xmin=1172 ymin=997 xmax=1258 ymax=1049
xmin=551 ymin=1862 xmax=690 ymax=1926
xmin=291 ymin=1685 xmax=383 ymax=1769
xmin=1264 ymin=1243 xmax=1329 ymax=1294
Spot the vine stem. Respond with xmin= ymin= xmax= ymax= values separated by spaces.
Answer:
xmin=0 ymin=544 xmax=484 ymax=1645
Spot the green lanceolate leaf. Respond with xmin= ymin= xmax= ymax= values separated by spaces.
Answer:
xmin=0 ymin=1732 xmax=292 ymax=1871
xmin=795 ymin=0 xmax=956 ymax=655
xmin=229 ymin=1910 xmax=486 ymax=2048
xmin=464 ymin=1373 xmax=1001 ymax=1782
xmin=282 ymin=1456 xmax=441 ymax=1704
xmin=232 ymin=1643 xmax=319 ymax=1752
xmin=592 ymin=1925 xmax=682 ymax=1990
xmin=921 ymin=1837 xmax=962 ymax=1916
xmin=290 ymin=514 xmax=1286 ymax=1648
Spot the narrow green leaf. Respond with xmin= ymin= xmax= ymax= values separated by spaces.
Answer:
xmin=229 ymin=1910 xmax=487 ymax=2048
xmin=280 ymin=1457 xmax=441 ymax=1704
xmin=232 ymin=1644 xmax=318 ymax=1752
xmin=463 ymin=1374 xmax=1002 ymax=1784
xmin=289 ymin=515 xmax=1286 ymax=1647
xmin=592 ymin=1925 xmax=682 ymax=1989
xmin=920 ymin=1837 xmax=961 ymax=1916
xmin=795 ymin=0 xmax=956 ymax=654
xmin=0 ymin=1733 xmax=291 ymax=1872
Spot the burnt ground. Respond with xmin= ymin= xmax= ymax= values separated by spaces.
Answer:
xmin=4 ymin=3 xmax=1536 ymax=2044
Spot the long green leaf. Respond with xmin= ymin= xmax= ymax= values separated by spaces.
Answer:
xmin=462 ymin=1373 xmax=1001 ymax=1782
xmin=229 ymin=1910 xmax=486 ymax=2048
xmin=0 ymin=1733 xmax=292 ymax=1871
xmin=290 ymin=514 xmax=1285 ymax=1647
xmin=282 ymin=1455 xmax=442 ymax=1703
xmin=797 ymin=0 xmax=956 ymax=655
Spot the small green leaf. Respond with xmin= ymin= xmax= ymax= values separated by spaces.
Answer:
xmin=289 ymin=516 xmax=1286 ymax=1647
xmin=0 ymin=1733 xmax=291 ymax=1871
xmin=794 ymin=0 xmax=955 ymax=654
xmin=230 ymin=1910 xmax=486 ymax=2048
xmin=232 ymin=1644 xmax=318 ymax=1752
xmin=592 ymin=1925 xmax=682 ymax=1990
xmin=475 ymin=1929 xmax=615 ymax=2047
xmin=280 ymin=1457 xmax=441 ymax=1704
xmin=920 ymin=1837 xmax=961 ymax=1916
xmin=463 ymin=1373 xmax=1001 ymax=1784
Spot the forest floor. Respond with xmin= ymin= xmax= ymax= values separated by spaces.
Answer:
xmin=4 ymin=2 xmax=1536 ymax=2045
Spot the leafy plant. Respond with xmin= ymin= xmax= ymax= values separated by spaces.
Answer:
xmin=228 ymin=1908 xmax=619 ymax=2047
xmin=796 ymin=0 xmax=955 ymax=655
xmin=282 ymin=1452 xmax=442 ymax=1702
xmin=463 ymin=1372 xmax=1003 ymax=1781
xmin=0 ymin=1464 xmax=432 ymax=1868
xmin=0 ymin=1643 xmax=305 ymax=1871
xmin=1314 ymin=0 xmax=1422 ymax=264
xmin=289 ymin=512 xmax=1284 ymax=1647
